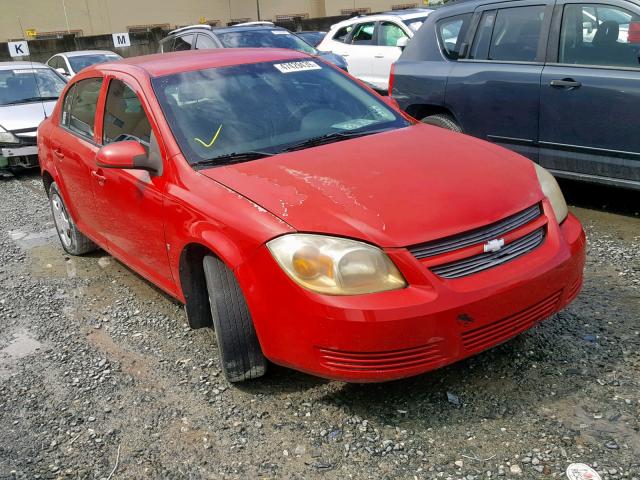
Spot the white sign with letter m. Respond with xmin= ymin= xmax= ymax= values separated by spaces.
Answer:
xmin=112 ymin=32 xmax=131 ymax=48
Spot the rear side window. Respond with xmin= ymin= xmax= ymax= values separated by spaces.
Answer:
xmin=437 ymin=14 xmax=472 ymax=59
xmin=488 ymin=6 xmax=546 ymax=62
xmin=559 ymin=3 xmax=640 ymax=68
xmin=61 ymin=78 xmax=103 ymax=140
xmin=350 ymin=22 xmax=376 ymax=45
xmin=173 ymin=34 xmax=195 ymax=52
xmin=103 ymin=80 xmax=151 ymax=146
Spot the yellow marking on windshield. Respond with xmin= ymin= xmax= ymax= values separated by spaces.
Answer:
xmin=194 ymin=124 xmax=223 ymax=148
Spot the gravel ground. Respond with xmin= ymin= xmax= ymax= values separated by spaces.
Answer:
xmin=0 ymin=172 xmax=638 ymax=480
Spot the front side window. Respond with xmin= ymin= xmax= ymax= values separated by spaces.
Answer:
xmin=333 ymin=25 xmax=353 ymax=42
xmin=0 ymin=68 xmax=66 ymax=106
xmin=438 ymin=14 xmax=472 ymax=60
xmin=378 ymin=22 xmax=408 ymax=47
xmin=195 ymin=34 xmax=217 ymax=50
xmin=488 ymin=5 xmax=546 ymax=62
xmin=152 ymin=60 xmax=409 ymax=166
xmin=173 ymin=34 xmax=195 ymax=52
xmin=559 ymin=4 xmax=640 ymax=68
xmin=216 ymin=30 xmax=316 ymax=54
xmin=350 ymin=22 xmax=376 ymax=45
xmin=103 ymin=79 xmax=151 ymax=145
xmin=61 ymin=78 xmax=103 ymax=139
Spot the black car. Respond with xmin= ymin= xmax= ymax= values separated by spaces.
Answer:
xmin=160 ymin=23 xmax=348 ymax=71
xmin=391 ymin=0 xmax=640 ymax=190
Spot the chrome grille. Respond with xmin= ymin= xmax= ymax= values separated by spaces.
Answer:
xmin=409 ymin=204 xmax=542 ymax=260
xmin=431 ymin=227 xmax=546 ymax=279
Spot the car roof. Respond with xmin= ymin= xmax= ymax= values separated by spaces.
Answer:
xmin=167 ymin=24 xmax=291 ymax=37
xmin=331 ymin=9 xmax=432 ymax=28
xmin=58 ymin=50 xmax=120 ymax=57
xmin=0 ymin=61 xmax=48 ymax=70
xmin=94 ymin=48 xmax=309 ymax=78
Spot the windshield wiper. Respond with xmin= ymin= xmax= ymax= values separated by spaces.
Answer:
xmin=193 ymin=150 xmax=273 ymax=169
xmin=277 ymin=128 xmax=394 ymax=154
xmin=5 ymin=96 xmax=59 ymax=105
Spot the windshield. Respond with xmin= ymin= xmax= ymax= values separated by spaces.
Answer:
xmin=403 ymin=15 xmax=430 ymax=31
xmin=216 ymin=30 xmax=317 ymax=54
xmin=0 ymin=68 xmax=66 ymax=106
xmin=68 ymin=54 xmax=121 ymax=73
xmin=152 ymin=60 xmax=409 ymax=166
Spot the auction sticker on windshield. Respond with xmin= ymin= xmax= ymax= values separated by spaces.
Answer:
xmin=274 ymin=61 xmax=322 ymax=73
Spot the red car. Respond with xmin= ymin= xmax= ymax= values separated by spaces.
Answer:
xmin=38 ymin=49 xmax=585 ymax=383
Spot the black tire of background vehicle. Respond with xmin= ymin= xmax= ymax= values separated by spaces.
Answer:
xmin=202 ymin=255 xmax=267 ymax=383
xmin=48 ymin=182 xmax=98 ymax=255
xmin=421 ymin=114 xmax=463 ymax=133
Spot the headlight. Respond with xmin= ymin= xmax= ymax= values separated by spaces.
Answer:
xmin=267 ymin=234 xmax=406 ymax=295
xmin=534 ymin=163 xmax=568 ymax=223
xmin=0 ymin=125 xmax=19 ymax=144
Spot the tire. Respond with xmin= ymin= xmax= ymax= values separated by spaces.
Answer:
xmin=421 ymin=114 xmax=463 ymax=133
xmin=48 ymin=182 xmax=97 ymax=255
xmin=203 ymin=255 xmax=267 ymax=383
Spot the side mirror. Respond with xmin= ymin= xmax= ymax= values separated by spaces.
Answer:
xmin=382 ymin=95 xmax=400 ymax=110
xmin=396 ymin=37 xmax=409 ymax=50
xmin=96 ymin=140 xmax=159 ymax=174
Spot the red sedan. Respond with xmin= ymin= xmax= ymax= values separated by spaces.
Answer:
xmin=38 ymin=49 xmax=585 ymax=383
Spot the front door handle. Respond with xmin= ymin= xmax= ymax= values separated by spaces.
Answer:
xmin=550 ymin=79 xmax=582 ymax=89
xmin=53 ymin=147 xmax=64 ymax=159
xmin=91 ymin=170 xmax=106 ymax=186
xmin=374 ymin=54 xmax=385 ymax=58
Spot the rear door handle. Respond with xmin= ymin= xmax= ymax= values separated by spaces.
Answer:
xmin=374 ymin=55 xmax=385 ymax=58
xmin=91 ymin=170 xmax=106 ymax=186
xmin=550 ymin=79 xmax=582 ymax=89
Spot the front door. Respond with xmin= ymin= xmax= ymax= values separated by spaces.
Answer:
xmin=91 ymin=75 xmax=175 ymax=292
xmin=539 ymin=0 xmax=640 ymax=186
xmin=51 ymin=77 xmax=106 ymax=243
xmin=371 ymin=21 xmax=409 ymax=91
xmin=447 ymin=2 xmax=554 ymax=160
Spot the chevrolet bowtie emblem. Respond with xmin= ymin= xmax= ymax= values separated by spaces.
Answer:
xmin=484 ymin=238 xmax=505 ymax=253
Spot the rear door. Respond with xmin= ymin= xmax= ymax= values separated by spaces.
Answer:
xmin=50 ymin=77 xmax=106 ymax=244
xmin=539 ymin=0 xmax=640 ymax=187
xmin=371 ymin=21 xmax=411 ymax=90
xmin=447 ymin=1 xmax=555 ymax=160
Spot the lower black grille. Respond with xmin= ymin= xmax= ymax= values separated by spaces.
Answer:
xmin=431 ymin=228 xmax=546 ymax=279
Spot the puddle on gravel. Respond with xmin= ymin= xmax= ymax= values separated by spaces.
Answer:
xmin=87 ymin=328 xmax=156 ymax=381
xmin=0 ymin=331 xmax=42 ymax=379
xmin=8 ymin=228 xmax=58 ymax=249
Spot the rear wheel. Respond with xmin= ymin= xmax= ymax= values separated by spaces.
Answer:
xmin=49 ymin=182 xmax=97 ymax=255
xmin=203 ymin=255 xmax=267 ymax=383
xmin=421 ymin=114 xmax=462 ymax=133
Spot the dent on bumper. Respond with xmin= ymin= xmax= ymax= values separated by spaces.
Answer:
xmin=237 ymin=213 xmax=586 ymax=382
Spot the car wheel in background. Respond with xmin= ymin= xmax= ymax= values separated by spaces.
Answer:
xmin=203 ymin=255 xmax=267 ymax=383
xmin=421 ymin=114 xmax=462 ymax=133
xmin=49 ymin=182 xmax=98 ymax=255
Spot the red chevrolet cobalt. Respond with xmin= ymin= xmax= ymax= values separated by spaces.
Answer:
xmin=38 ymin=50 xmax=585 ymax=383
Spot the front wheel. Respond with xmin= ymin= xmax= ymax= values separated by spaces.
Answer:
xmin=203 ymin=255 xmax=267 ymax=383
xmin=49 ymin=182 xmax=97 ymax=255
xmin=421 ymin=114 xmax=463 ymax=133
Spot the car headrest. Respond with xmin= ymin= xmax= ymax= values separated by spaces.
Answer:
xmin=594 ymin=21 xmax=620 ymax=45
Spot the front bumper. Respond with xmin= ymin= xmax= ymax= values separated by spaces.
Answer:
xmin=0 ymin=145 xmax=39 ymax=169
xmin=236 ymin=210 xmax=586 ymax=382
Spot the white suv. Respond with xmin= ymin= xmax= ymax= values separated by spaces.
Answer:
xmin=317 ymin=9 xmax=432 ymax=91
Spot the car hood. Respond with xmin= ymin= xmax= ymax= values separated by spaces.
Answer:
xmin=200 ymin=125 xmax=543 ymax=248
xmin=0 ymin=101 xmax=57 ymax=132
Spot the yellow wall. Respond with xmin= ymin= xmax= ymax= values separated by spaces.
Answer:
xmin=0 ymin=0 xmax=426 ymax=42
